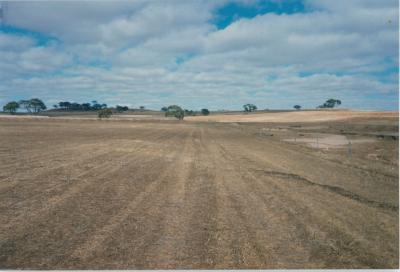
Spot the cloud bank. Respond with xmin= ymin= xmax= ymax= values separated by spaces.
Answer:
xmin=0 ymin=0 xmax=398 ymax=110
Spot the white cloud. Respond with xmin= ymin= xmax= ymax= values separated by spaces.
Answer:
xmin=0 ymin=32 xmax=35 ymax=50
xmin=0 ymin=0 xmax=398 ymax=110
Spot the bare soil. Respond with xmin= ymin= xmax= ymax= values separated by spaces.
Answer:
xmin=0 ymin=116 xmax=398 ymax=269
xmin=186 ymin=110 xmax=398 ymax=123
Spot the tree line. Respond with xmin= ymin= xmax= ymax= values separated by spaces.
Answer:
xmin=56 ymin=101 xmax=107 ymax=111
xmin=3 ymin=98 xmax=47 ymax=114
xmin=2 ymin=98 xmax=342 ymax=119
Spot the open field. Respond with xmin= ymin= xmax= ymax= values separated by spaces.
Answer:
xmin=0 ymin=115 xmax=398 ymax=269
xmin=186 ymin=110 xmax=399 ymax=123
xmin=1 ymin=109 xmax=398 ymax=123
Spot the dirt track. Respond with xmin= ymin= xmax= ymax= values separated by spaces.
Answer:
xmin=0 ymin=118 xmax=398 ymax=269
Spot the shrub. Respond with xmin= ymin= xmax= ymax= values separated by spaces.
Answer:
xmin=165 ymin=105 xmax=184 ymax=120
xmin=243 ymin=104 xmax=257 ymax=112
xmin=3 ymin=101 xmax=19 ymax=114
xmin=201 ymin=108 xmax=210 ymax=115
xmin=98 ymin=108 xmax=113 ymax=118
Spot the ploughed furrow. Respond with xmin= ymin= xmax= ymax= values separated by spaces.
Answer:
xmin=0 ymin=129 xmax=176 ymax=230
xmin=252 ymin=170 xmax=398 ymax=212
xmin=214 ymin=138 xmax=398 ymax=268
xmin=0 ymin=127 xmax=184 ymax=269
xmin=0 ymin=120 xmax=397 ymax=269
xmin=176 ymin=127 xmax=218 ymax=268
xmin=210 ymin=126 xmax=398 ymax=207
xmin=68 ymin=127 xmax=195 ymax=269
xmin=0 ymin=127 xmax=160 ymax=188
xmin=134 ymin=129 xmax=197 ymax=268
xmin=208 ymin=137 xmax=321 ymax=268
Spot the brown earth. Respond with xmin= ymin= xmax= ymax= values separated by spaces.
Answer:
xmin=186 ymin=110 xmax=398 ymax=123
xmin=0 ymin=117 xmax=398 ymax=269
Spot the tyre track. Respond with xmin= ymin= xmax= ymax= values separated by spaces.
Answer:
xmin=207 ymin=136 xmax=317 ymax=268
xmin=252 ymin=170 xmax=398 ymax=212
xmin=64 ymin=128 xmax=194 ymax=269
xmin=214 ymin=139 xmax=398 ymax=268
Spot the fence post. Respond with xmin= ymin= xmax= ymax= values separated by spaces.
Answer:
xmin=348 ymin=140 xmax=352 ymax=158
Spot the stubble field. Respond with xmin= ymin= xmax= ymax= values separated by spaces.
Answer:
xmin=0 ymin=113 xmax=398 ymax=269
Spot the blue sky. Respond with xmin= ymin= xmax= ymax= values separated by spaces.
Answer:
xmin=0 ymin=0 xmax=398 ymax=111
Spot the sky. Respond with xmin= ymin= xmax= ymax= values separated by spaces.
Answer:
xmin=0 ymin=0 xmax=398 ymax=111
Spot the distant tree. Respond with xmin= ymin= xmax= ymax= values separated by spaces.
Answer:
xmin=19 ymin=100 xmax=31 ymax=113
xmin=165 ymin=105 xmax=184 ymax=120
xmin=81 ymin=103 xmax=92 ymax=111
xmin=70 ymin=102 xmax=81 ymax=111
xmin=19 ymin=98 xmax=46 ymax=113
xmin=319 ymin=99 xmax=341 ymax=108
xmin=29 ymin=98 xmax=47 ymax=113
xmin=58 ymin=101 xmax=71 ymax=110
xmin=184 ymin=109 xmax=195 ymax=116
xmin=139 ymin=106 xmax=145 ymax=111
xmin=65 ymin=101 xmax=71 ymax=110
xmin=294 ymin=105 xmax=302 ymax=110
xmin=161 ymin=107 xmax=168 ymax=112
xmin=53 ymin=104 xmax=58 ymax=109
xmin=3 ymin=101 xmax=19 ymax=114
xmin=98 ymin=108 xmax=113 ymax=118
xmin=88 ymin=100 xmax=101 ymax=110
xmin=243 ymin=104 xmax=257 ymax=112
xmin=116 ymin=105 xmax=129 ymax=113
xmin=92 ymin=103 xmax=102 ymax=110
xmin=201 ymin=108 xmax=210 ymax=115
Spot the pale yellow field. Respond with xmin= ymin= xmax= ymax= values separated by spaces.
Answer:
xmin=186 ymin=110 xmax=399 ymax=123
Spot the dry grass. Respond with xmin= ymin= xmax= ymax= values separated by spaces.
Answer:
xmin=0 ymin=117 xmax=398 ymax=269
xmin=186 ymin=110 xmax=398 ymax=123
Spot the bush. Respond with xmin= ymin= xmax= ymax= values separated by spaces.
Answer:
xmin=165 ymin=105 xmax=184 ymax=120
xmin=3 ymin=101 xmax=19 ymax=114
xmin=98 ymin=108 xmax=113 ymax=118
xmin=243 ymin=104 xmax=257 ymax=112
xmin=184 ymin=109 xmax=196 ymax=116
xmin=116 ymin=105 xmax=129 ymax=112
xmin=19 ymin=98 xmax=46 ymax=113
xmin=201 ymin=108 xmax=210 ymax=115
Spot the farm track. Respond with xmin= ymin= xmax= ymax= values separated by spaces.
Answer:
xmin=0 ymin=119 xmax=398 ymax=269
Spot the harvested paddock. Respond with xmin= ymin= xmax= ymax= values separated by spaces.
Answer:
xmin=0 ymin=118 xmax=398 ymax=269
xmin=186 ymin=110 xmax=398 ymax=123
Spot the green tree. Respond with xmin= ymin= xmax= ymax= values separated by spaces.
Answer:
xmin=201 ymin=108 xmax=210 ymax=115
xmin=19 ymin=100 xmax=31 ymax=113
xmin=98 ymin=108 xmax=113 ymax=118
xmin=184 ymin=109 xmax=195 ymax=116
xmin=82 ymin=103 xmax=92 ymax=111
xmin=294 ymin=105 xmax=302 ymax=110
xmin=91 ymin=101 xmax=102 ymax=110
xmin=3 ymin=101 xmax=19 ymax=114
xmin=165 ymin=105 xmax=184 ymax=120
xmin=319 ymin=99 xmax=342 ymax=108
xmin=243 ymin=104 xmax=257 ymax=112
xmin=116 ymin=105 xmax=129 ymax=112
xmin=19 ymin=98 xmax=46 ymax=113
xmin=29 ymin=98 xmax=47 ymax=113
xmin=161 ymin=107 xmax=168 ymax=112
